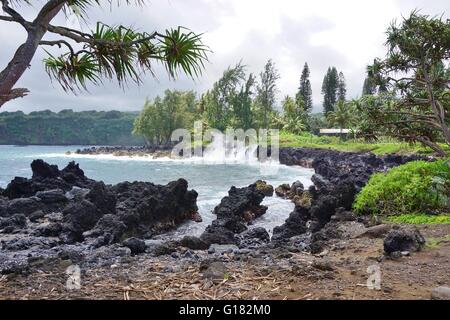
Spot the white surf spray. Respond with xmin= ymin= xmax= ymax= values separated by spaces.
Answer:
xmin=199 ymin=132 xmax=259 ymax=164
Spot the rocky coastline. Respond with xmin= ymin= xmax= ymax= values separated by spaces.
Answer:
xmin=1 ymin=147 xmax=447 ymax=300
xmin=71 ymin=145 xmax=175 ymax=158
xmin=0 ymin=159 xmax=199 ymax=273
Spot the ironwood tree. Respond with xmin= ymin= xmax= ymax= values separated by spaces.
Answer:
xmin=296 ymin=62 xmax=313 ymax=113
xmin=321 ymin=66 xmax=339 ymax=114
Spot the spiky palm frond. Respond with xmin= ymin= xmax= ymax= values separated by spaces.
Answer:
xmin=64 ymin=1 xmax=146 ymax=18
xmin=327 ymin=100 xmax=355 ymax=131
xmin=43 ymin=22 xmax=209 ymax=92
xmin=158 ymin=27 xmax=209 ymax=79
xmin=44 ymin=51 xmax=101 ymax=92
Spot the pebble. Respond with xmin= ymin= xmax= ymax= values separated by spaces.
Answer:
xmin=317 ymin=249 xmax=329 ymax=257
xmin=312 ymin=259 xmax=335 ymax=271
xmin=207 ymin=247 xmax=215 ymax=254
xmin=208 ymin=244 xmax=239 ymax=254
xmin=164 ymin=266 xmax=174 ymax=273
xmin=237 ymin=249 xmax=251 ymax=255
xmin=431 ymin=286 xmax=450 ymax=300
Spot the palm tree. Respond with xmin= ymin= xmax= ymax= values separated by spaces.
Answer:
xmin=327 ymin=100 xmax=355 ymax=139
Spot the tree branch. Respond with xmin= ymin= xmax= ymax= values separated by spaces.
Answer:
xmin=0 ymin=87 xmax=29 ymax=106
xmin=1 ymin=0 xmax=28 ymax=29
xmin=34 ymin=0 xmax=67 ymax=26
xmin=47 ymin=24 xmax=92 ymax=43
xmin=48 ymin=24 xmax=93 ymax=39
xmin=382 ymin=110 xmax=436 ymax=119
xmin=381 ymin=119 xmax=443 ymax=129
xmin=47 ymin=24 xmax=162 ymax=47
xmin=0 ymin=14 xmax=13 ymax=21
xmin=0 ymin=0 xmax=66 ymax=108
xmin=389 ymin=76 xmax=427 ymax=85
xmin=416 ymin=136 xmax=447 ymax=156
xmin=39 ymin=39 xmax=75 ymax=56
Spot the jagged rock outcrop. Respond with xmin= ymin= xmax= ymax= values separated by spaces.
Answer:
xmin=111 ymin=179 xmax=199 ymax=239
xmin=200 ymin=183 xmax=268 ymax=246
xmin=3 ymin=160 xmax=96 ymax=200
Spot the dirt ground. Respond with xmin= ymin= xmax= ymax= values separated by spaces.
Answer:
xmin=1 ymin=224 xmax=449 ymax=300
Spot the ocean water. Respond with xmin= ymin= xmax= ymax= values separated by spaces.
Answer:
xmin=0 ymin=145 xmax=314 ymax=238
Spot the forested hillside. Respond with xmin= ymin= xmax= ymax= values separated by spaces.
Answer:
xmin=0 ymin=110 xmax=144 ymax=145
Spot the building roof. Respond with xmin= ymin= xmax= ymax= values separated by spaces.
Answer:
xmin=319 ymin=129 xmax=351 ymax=134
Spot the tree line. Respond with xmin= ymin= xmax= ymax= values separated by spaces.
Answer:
xmin=0 ymin=110 xmax=143 ymax=145
xmin=133 ymin=59 xmax=351 ymax=145
xmin=135 ymin=10 xmax=449 ymax=157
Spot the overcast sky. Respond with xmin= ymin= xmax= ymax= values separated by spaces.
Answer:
xmin=0 ymin=0 xmax=448 ymax=113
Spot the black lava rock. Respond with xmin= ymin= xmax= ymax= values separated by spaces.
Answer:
xmin=122 ymin=237 xmax=146 ymax=255
xmin=383 ymin=227 xmax=426 ymax=254
xmin=179 ymin=236 xmax=209 ymax=250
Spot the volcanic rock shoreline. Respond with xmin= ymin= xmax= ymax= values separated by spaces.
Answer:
xmin=273 ymin=148 xmax=428 ymax=253
xmin=72 ymin=145 xmax=174 ymax=158
xmin=0 ymin=159 xmax=199 ymax=274
xmin=0 ymin=147 xmax=429 ymax=275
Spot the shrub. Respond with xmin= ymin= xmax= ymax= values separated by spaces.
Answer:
xmin=353 ymin=160 xmax=450 ymax=216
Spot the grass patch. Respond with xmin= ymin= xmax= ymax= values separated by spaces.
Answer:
xmin=387 ymin=214 xmax=450 ymax=225
xmin=278 ymin=131 xmax=450 ymax=155
xmin=426 ymin=235 xmax=450 ymax=249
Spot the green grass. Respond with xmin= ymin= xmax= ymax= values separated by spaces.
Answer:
xmin=387 ymin=214 xmax=450 ymax=225
xmin=426 ymin=235 xmax=450 ymax=249
xmin=278 ymin=131 xmax=450 ymax=155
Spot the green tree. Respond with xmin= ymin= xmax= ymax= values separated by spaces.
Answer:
xmin=133 ymin=98 xmax=163 ymax=145
xmin=326 ymin=100 xmax=355 ymax=137
xmin=202 ymin=63 xmax=246 ymax=131
xmin=281 ymin=95 xmax=306 ymax=134
xmin=0 ymin=109 xmax=143 ymax=145
xmin=232 ymin=73 xmax=256 ymax=129
xmin=133 ymin=90 xmax=198 ymax=145
xmin=0 ymin=0 xmax=208 ymax=107
xmin=363 ymin=11 xmax=450 ymax=156
xmin=362 ymin=76 xmax=376 ymax=95
xmin=321 ymin=67 xmax=339 ymax=114
xmin=160 ymin=90 xmax=197 ymax=139
xmin=338 ymin=71 xmax=346 ymax=102
xmin=255 ymin=59 xmax=280 ymax=128
xmin=307 ymin=113 xmax=328 ymax=135
xmin=296 ymin=62 xmax=313 ymax=113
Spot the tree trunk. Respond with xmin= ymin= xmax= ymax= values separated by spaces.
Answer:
xmin=435 ymin=100 xmax=450 ymax=145
xmin=0 ymin=3 xmax=64 ymax=107
xmin=416 ymin=136 xmax=447 ymax=157
xmin=0 ymin=32 xmax=40 ymax=106
xmin=423 ymin=68 xmax=450 ymax=147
